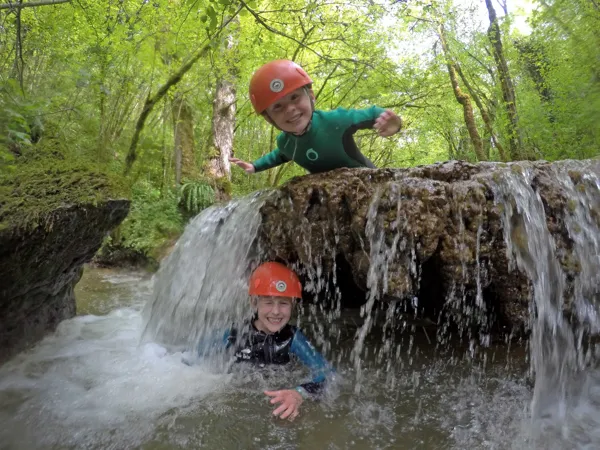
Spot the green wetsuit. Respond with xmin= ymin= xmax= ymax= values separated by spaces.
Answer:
xmin=252 ymin=106 xmax=386 ymax=174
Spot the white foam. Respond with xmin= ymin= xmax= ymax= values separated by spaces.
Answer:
xmin=0 ymin=306 xmax=229 ymax=448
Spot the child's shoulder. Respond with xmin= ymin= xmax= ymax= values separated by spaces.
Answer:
xmin=312 ymin=108 xmax=358 ymax=127
xmin=285 ymin=324 xmax=299 ymax=335
xmin=315 ymin=107 xmax=353 ymax=117
xmin=315 ymin=106 xmax=381 ymax=123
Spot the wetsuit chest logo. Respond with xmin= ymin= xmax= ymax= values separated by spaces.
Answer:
xmin=306 ymin=148 xmax=319 ymax=161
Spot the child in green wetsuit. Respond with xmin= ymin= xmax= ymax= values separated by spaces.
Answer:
xmin=229 ymin=59 xmax=403 ymax=175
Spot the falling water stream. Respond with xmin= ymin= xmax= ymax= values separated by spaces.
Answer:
xmin=0 ymin=162 xmax=599 ymax=449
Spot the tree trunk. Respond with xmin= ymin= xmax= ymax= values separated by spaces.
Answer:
xmin=160 ymin=99 xmax=171 ymax=196
xmin=123 ymin=9 xmax=241 ymax=175
xmin=97 ymin=56 xmax=109 ymax=160
xmin=454 ymin=64 xmax=508 ymax=161
xmin=12 ymin=1 xmax=25 ymax=92
xmin=485 ymin=0 xmax=524 ymax=160
xmin=206 ymin=19 xmax=238 ymax=201
xmin=207 ymin=78 xmax=235 ymax=182
xmin=515 ymin=38 xmax=554 ymax=121
xmin=438 ymin=25 xmax=487 ymax=162
xmin=0 ymin=0 xmax=70 ymax=10
xmin=172 ymin=93 xmax=197 ymax=184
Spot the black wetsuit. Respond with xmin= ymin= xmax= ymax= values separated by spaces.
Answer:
xmin=225 ymin=323 xmax=331 ymax=395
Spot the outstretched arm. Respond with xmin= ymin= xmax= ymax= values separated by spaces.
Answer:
xmin=251 ymin=148 xmax=290 ymax=173
xmin=230 ymin=148 xmax=290 ymax=175
xmin=344 ymin=106 xmax=403 ymax=137
xmin=264 ymin=329 xmax=333 ymax=420
xmin=374 ymin=109 xmax=403 ymax=137
xmin=337 ymin=106 xmax=403 ymax=168
xmin=229 ymin=157 xmax=255 ymax=174
xmin=289 ymin=329 xmax=333 ymax=396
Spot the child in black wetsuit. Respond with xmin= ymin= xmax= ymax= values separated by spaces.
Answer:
xmin=223 ymin=262 xmax=333 ymax=420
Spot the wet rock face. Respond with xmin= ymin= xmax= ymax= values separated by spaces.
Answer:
xmin=0 ymin=200 xmax=129 ymax=364
xmin=258 ymin=159 xmax=600 ymax=336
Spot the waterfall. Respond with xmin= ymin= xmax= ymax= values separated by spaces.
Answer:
xmin=140 ymin=192 xmax=268 ymax=354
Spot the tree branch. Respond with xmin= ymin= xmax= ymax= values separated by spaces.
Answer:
xmin=0 ymin=0 xmax=69 ymax=10
xmin=239 ymin=0 xmax=327 ymax=62
xmin=438 ymin=24 xmax=486 ymax=161
xmin=314 ymin=63 xmax=339 ymax=101
xmin=13 ymin=0 xmax=25 ymax=93
xmin=291 ymin=25 xmax=315 ymax=61
xmin=334 ymin=66 xmax=366 ymax=108
xmin=124 ymin=7 xmax=241 ymax=176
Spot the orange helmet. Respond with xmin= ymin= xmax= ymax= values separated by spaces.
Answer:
xmin=249 ymin=262 xmax=303 ymax=298
xmin=249 ymin=60 xmax=313 ymax=114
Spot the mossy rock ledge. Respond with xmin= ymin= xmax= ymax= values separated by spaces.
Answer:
xmin=258 ymin=159 xmax=600 ymax=337
xmin=0 ymin=164 xmax=129 ymax=364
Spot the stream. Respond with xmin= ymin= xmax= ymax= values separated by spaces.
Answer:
xmin=0 ymin=267 xmax=531 ymax=449
xmin=1 ymin=163 xmax=599 ymax=449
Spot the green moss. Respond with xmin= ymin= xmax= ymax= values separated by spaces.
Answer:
xmin=214 ymin=176 xmax=232 ymax=196
xmin=568 ymin=170 xmax=583 ymax=184
xmin=0 ymin=156 xmax=129 ymax=233
xmin=510 ymin=164 xmax=524 ymax=174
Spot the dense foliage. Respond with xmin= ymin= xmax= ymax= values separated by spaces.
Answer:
xmin=1 ymin=0 xmax=598 ymax=262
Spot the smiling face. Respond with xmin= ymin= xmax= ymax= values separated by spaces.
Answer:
xmin=264 ymin=87 xmax=314 ymax=134
xmin=252 ymin=296 xmax=295 ymax=334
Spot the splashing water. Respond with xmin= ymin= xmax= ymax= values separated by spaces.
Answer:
xmin=140 ymin=192 xmax=268 ymax=356
xmin=492 ymin=167 xmax=574 ymax=417
xmin=1 ymin=161 xmax=599 ymax=449
xmin=0 ymin=267 xmax=530 ymax=449
xmin=490 ymin=161 xmax=600 ymax=446
xmin=0 ymin=271 xmax=232 ymax=449
xmin=350 ymin=183 xmax=422 ymax=393
xmin=345 ymin=161 xmax=600 ymax=445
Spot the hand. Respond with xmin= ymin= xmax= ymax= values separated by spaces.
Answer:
xmin=264 ymin=389 xmax=303 ymax=420
xmin=229 ymin=157 xmax=255 ymax=174
xmin=374 ymin=109 xmax=403 ymax=137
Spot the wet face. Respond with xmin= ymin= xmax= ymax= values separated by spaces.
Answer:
xmin=252 ymin=296 xmax=294 ymax=334
xmin=265 ymin=87 xmax=314 ymax=134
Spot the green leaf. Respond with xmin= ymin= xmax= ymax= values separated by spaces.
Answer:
xmin=206 ymin=5 xmax=216 ymax=22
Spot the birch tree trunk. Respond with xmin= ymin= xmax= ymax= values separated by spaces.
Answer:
xmin=208 ymin=78 xmax=235 ymax=181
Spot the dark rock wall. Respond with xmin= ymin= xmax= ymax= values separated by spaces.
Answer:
xmin=0 ymin=200 xmax=129 ymax=364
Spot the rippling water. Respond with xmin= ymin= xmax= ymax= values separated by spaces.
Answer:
xmin=1 ymin=161 xmax=599 ymax=449
xmin=0 ymin=267 xmax=533 ymax=450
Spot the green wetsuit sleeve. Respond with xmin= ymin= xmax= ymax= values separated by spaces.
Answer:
xmin=252 ymin=148 xmax=290 ymax=173
xmin=343 ymin=106 xmax=386 ymax=128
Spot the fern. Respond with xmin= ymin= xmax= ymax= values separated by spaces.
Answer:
xmin=117 ymin=182 xmax=183 ymax=258
xmin=179 ymin=180 xmax=216 ymax=214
